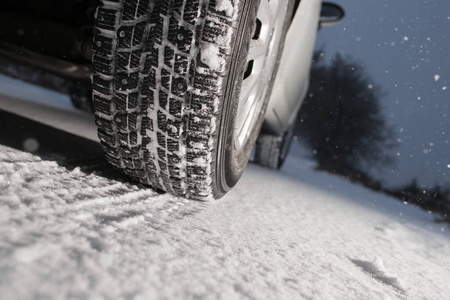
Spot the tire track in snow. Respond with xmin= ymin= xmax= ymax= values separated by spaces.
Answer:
xmin=0 ymin=144 xmax=206 ymax=216
xmin=0 ymin=145 xmax=208 ymax=272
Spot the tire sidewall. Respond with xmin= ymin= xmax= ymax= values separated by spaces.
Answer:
xmin=215 ymin=0 xmax=295 ymax=194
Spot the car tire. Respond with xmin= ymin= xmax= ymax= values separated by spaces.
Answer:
xmin=92 ymin=0 xmax=294 ymax=199
xmin=255 ymin=117 xmax=297 ymax=170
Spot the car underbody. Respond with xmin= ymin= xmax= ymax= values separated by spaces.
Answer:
xmin=1 ymin=0 xmax=99 ymax=111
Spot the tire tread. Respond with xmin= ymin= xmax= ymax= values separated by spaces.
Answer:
xmin=93 ymin=0 xmax=239 ymax=199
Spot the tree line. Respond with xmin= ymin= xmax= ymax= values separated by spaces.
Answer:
xmin=295 ymin=51 xmax=449 ymax=222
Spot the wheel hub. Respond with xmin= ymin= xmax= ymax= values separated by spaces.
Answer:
xmin=234 ymin=0 xmax=289 ymax=150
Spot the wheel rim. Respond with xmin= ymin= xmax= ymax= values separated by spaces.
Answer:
xmin=234 ymin=0 xmax=289 ymax=151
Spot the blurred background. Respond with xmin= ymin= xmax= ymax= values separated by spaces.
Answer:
xmin=294 ymin=0 xmax=449 ymax=219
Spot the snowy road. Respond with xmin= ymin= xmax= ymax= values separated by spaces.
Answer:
xmin=1 ymin=113 xmax=449 ymax=299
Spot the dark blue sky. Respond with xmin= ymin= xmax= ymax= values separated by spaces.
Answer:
xmin=315 ymin=0 xmax=449 ymax=188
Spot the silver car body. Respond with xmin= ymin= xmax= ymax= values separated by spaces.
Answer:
xmin=264 ymin=0 xmax=322 ymax=135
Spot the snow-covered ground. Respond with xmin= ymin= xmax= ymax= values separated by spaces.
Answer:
xmin=1 ymin=136 xmax=449 ymax=299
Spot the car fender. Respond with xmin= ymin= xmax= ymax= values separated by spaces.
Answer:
xmin=263 ymin=0 xmax=322 ymax=135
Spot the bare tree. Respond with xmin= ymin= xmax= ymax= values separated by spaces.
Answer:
xmin=296 ymin=51 xmax=397 ymax=175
